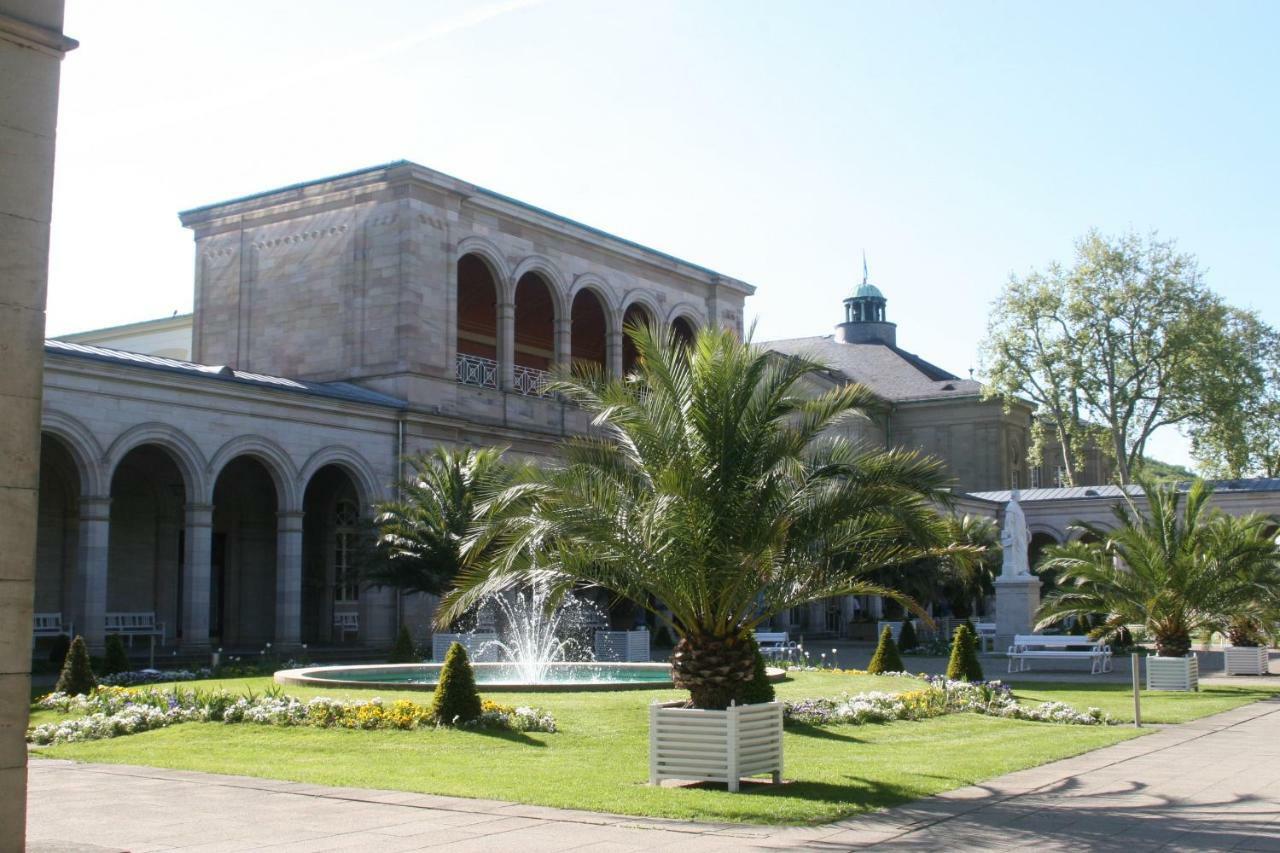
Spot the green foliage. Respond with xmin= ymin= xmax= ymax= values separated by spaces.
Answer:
xmin=388 ymin=625 xmax=417 ymax=663
xmin=897 ymin=618 xmax=918 ymax=651
xmin=867 ymin=627 xmax=905 ymax=674
xmin=1036 ymin=479 xmax=1280 ymax=657
xmin=441 ymin=324 xmax=952 ymax=708
xmin=430 ymin=642 xmax=482 ymax=725
xmin=47 ymin=634 xmax=71 ymax=666
xmin=652 ymin=624 xmax=675 ymax=648
xmin=980 ymin=229 xmax=1273 ymax=484
xmin=55 ymin=636 xmax=97 ymax=696
xmin=946 ymin=625 xmax=984 ymax=682
xmin=1189 ymin=316 xmax=1280 ymax=478
xmin=740 ymin=636 xmax=776 ymax=705
xmin=102 ymin=635 xmax=129 ymax=676
xmin=364 ymin=446 xmax=521 ymax=600
xmin=1132 ymin=456 xmax=1197 ymax=483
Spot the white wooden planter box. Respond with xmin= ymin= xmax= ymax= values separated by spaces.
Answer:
xmin=1146 ymin=654 xmax=1199 ymax=691
xmin=649 ymin=700 xmax=783 ymax=792
xmin=431 ymin=633 xmax=499 ymax=663
xmin=1224 ymin=646 xmax=1269 ymax=676
xmin=594 ymin=628 xmax=650 ymax=662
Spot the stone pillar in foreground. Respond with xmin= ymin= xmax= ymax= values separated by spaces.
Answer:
xmin=181 ymin=504 xmax=214 ymax=650
xmin=0 ymin=5 xmax=76 ymax=844
xmin=275 ymin=511 xmax=305 ymax=647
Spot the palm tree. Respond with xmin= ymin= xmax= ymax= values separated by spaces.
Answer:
xmin=1036 ymin=479 xmax=1280 ymax=657
xmin=363 ymin=446 xmax=519 ymax=605
xmin=440 ymin=324 xmax=958 ymax=708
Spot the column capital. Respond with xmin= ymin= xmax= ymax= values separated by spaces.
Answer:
xmin=78 ymin=496 xmax=111 ymax=520
xmin=277 ymin=510 xmax=305 ymax=530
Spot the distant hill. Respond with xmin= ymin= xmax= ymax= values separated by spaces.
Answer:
xmin=1133 ymin=456 xmax=1198 ymax=483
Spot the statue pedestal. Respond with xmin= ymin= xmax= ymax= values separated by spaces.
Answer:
xmin=994 ymin=575 xmax=1041 ymax=653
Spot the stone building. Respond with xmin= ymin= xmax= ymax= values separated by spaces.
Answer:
xmin=36 ymin=161 xmax=751 ymax=653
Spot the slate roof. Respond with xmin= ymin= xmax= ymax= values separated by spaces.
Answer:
xmin=44 ymin=340 xmax=407 ymax=409
xmin=763 ymin=335 xmax=984 ymax=402
xmin=968 ymin=479 xmax=1280 ymax=504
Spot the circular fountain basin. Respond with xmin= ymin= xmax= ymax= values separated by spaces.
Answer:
xmin=274 ymin=661 xmax=679 ymax=692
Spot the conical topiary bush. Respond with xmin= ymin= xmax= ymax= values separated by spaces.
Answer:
xmin=946 ymin=624 xmax=984 ymax=682
xmin=867 ymin=626 xmax=905 ymax=674
xmin=740 ymin=635 xmax=776 ymax=704
xmin=898 ymin=617 xmax=919 ymax=651
xmin=55 ymin=635 xmax=97 ymax=696
xmin=102 ymin=634 xmax=129 ymax=676
xmin=430 ymin=641 xmax=482 ymax=725
xmin=389 ymin=625 xmax=416 ymax=663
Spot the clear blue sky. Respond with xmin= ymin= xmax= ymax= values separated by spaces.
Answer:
xmin=46 ymin=1 xmax=1280 ymax=469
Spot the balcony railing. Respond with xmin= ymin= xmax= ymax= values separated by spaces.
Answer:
xmin=455 ymin=354 xmax=554 ymax=398
xmin=513 ymin=364 xmax=554 ymax=398
xmin=455 ymin=353 xmax=497 ymax=389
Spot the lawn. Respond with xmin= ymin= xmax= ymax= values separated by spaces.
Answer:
xmin=28 ymin=671 xmax=1277 ymax=825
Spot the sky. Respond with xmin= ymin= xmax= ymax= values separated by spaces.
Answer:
xmin=45 ymin=1 xmax=1280 ymax=470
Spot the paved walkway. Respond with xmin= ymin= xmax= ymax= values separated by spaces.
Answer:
xmin=26 ymin=698 xmax=1280 ymax=852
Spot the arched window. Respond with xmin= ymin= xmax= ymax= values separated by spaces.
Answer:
xmin=333 ymin=499 xmax=360 ymax=603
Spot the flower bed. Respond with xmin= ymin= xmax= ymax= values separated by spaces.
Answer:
xmin=784 ymin=676 xmax=1110 ymax=727
xmin=29 ymin=687 xmax=556 ymax=745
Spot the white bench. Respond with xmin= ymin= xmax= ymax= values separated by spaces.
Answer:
xmin=754 ymin=631 xmax=797 ymax=664
xmin=106 ymin=612 xmax=165 ymax=667
xmin=1008 ymin=634 xmax=1112 ymax=675
xmin=33 ymin=613 xmax=72 ymax=639
xmin=333 ymin=611 xmax=359 ymax=642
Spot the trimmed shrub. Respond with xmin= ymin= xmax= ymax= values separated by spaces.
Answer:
xmin=55 ymin=636 xmax=97 ymax=696
xmin=388 ymin=625 xmax=417 ymax=663
xmin=740 ymin=635 xmax=775 ymax=704
xmin=946 ymin=624 xmax=984 ymax=682
xmin=48 ymin=633 xmax=71 ymax=666
xmin=430 ymin=642 xmax=482 ymax=725
xmin=867 ymin=626 xmax=905 ymax=674
xmin=898 ymin=618 xmax=919 ymax=651
xmin=102 ymin=635 xmax=130 ymax=676
xmin=653 ymin=624 xmax=675 ymax=648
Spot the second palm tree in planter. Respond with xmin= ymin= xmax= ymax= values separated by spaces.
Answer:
xmin=440 ymin=324 xmax=957 ymax=710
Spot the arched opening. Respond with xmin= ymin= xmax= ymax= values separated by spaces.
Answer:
xmin=513 ymin=272 xmax=555 ymax=395
xmin=302 ymin=464 xmax=363 ymax=644
xmin=211 ymin=457 xmax=278 ymax=647
xmin=456 ymin=253 xmax=499 ymax=388
xmin=671 ymin=315 xmax=696 ymax=349
xmin=35 ymin=434 xmax=82 ymax=644
xmin=108 ymin=445 xmax=186 ymax=648
xmin=621 ymin=303 xmax=653 ymax=375
xmin=571 ymin=289 xmax=607 ymax=375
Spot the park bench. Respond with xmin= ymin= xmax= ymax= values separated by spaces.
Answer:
xmin=33 ymin=612 xmax=71 ymax=639
xmin=1007 ymin=634 xmax=1112 ymax=675
xmin=105 ymin=612 xmax=165 ymax=667
xmin=754 ymin=630 xmax=798 ymax=664
xmin=333 ymin=610 xmax=359 ymax=642
xmin=975 ymin=622 xmax=996 ymax=652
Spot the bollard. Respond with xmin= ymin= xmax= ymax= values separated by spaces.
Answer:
xmin=1131 ymin=652 xmax=1142 ymax=728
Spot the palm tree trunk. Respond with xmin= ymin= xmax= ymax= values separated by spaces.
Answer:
xmin=670 ymin=632 xmax=757 ymax=710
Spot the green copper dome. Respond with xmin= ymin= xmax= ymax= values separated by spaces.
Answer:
xmin=854 ymin=282 xmax=884 ymax=299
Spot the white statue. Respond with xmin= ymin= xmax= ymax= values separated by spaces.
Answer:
xmin=999 ymin=490 xmax=1032 ymax=579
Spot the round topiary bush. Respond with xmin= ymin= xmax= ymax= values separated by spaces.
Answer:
xmin=946 ymin=624 xmax=984 ymax=682
xmin=430 ymin=642 xmax=483 ymax=725
xmin=389 ymin=625 xmax=417 ymax=663
xmin=102 ymin=635 xmax=129 ymax=676
xmin=898 ymin=617 xmax=919 ymax=651
xmin=867 ymin=625 xmax=905 ymax=674
xmin=739 ymin=635 xmax=776 ymax=704
xmin=55 ymin=635 xmax=97 ymax=696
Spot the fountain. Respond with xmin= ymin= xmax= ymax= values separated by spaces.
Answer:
xmin=276 ymin=581 xmax=674 ymax=692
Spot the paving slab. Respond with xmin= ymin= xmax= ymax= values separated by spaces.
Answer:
xmin=26 ymin=696 xmax=1280 ymax=851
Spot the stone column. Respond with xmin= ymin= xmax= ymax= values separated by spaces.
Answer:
xmin=606 ymin=324 xmax=623 ymax=379
xmin=274 ymin=511 xmax=304 ymax=647
xmin=498 ymin=300 xmax=515 ymax=390
xmin=0 ymin=6 xmax=75 ymax=844
xmin=181 ymin=504 xmax=213 ymax=650
xmin=554 ymin=316 xmax=572 ymax=373
xmin=77 ymin=497 xmax=111 ymax=651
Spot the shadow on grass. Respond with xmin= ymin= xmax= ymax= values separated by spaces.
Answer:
xmin=783 ymin=721 xmax=866 ymax=743
xmin=677 ymin=774 xmax=920 ymax=812
xmin=465 ymin=726 xmax=548 ymax=747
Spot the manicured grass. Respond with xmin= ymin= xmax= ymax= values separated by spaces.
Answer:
xmin=1008 ymin=681 xmax=1280 ymax=724
xmin=27 ymin=670 xmax=1155 ymax=825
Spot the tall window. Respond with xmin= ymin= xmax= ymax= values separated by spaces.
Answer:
xmin=333 ymin=499 xmax=360 ymax=603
